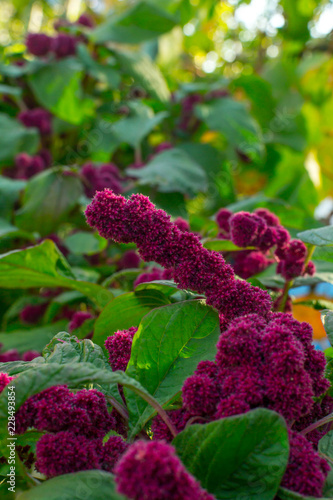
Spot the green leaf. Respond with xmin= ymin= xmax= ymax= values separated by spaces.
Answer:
xmin=173 ymin=408 xmax=289 ymax=500
xmin=319 ymin=430 xmax=333 ymax=459
xmin=91 ymin=1 xmax=177 ymax=44
xmin=0 ymin=218 xmax=33 ymax=241
xmin=0 ymin=84 xmax=22 ymax=97
xmin=0 ymin=113 xmax=39 ymax=166
xmin=0 ymin=320 xmax=68 ymax=354
xmin=125 ymin=300 xmax=220 ymax=436
xmin=93 ymin=289 xmax=170 ymax=345
xmin=0 ymin=176 xmax=26 ymax=219
xmin=28 ymin=59 xmax=94 ymax=125
xmin=15 ymin=168 xmax=83 ymax=236
xmin=277 ymin=486 xmax=332 ymax=500
xmin=76 ymin=44 xmax=120 ymax=88
xmin=114 ymin=49 xmax=170 ymax=102
xmin=42 ymin=332 xmax=110 ymax=369
xmin=16 ymin=470 xmax=126 ymax=500
xmin=321 ymin=310 xmax=333 ymax=346
xmin=203 ymin=239 xmax=254 ymax=252
xmin=196 ymin=98 xmax=264 ymax=161
xmin=64 ymin=231 xmax=107 ymax=255
xmin=0 ymin=240 xmax=113 ymax=308
xmin=127 ymin=148 xmax=207 ymax=196
xmin=112 ymin=103 xmax=168 ymax=148
xmin=297 ymin=225 xmax=333 ymax=247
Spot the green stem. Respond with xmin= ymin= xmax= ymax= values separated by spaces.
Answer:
xmin=277 ymin=280 xmax=293 ymax=312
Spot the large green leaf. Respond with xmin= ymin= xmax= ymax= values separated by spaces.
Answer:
xmin=196 ymin=98 xmax=264 ymax=161
xmin=173 ymin=408 xmax=289 ymax=500
xmin=16 ymin=471 xmax=126 ymax=500
xmin=91 ymin=1 xmax=177 ymax=44
xmin=76 ymin=44 xmax=120 ymax=88
xmin=0 ymin=320 xmax=68 ymax=354
xmin=297 ymin=225 xmax=333 ymax=247
xmin=125 ymin=300 xmax=220 ymax=436
xmin=93 ymin=289 xmax=170 ymax=345
xmin=0 ymin=114 xmax=39 ymax=166
xmin=127 ymin=148 xmax=207 ymax=196
xmin=15 ymin=168 xmax=83 ymax=236
xmin=0 ymin=240 xmax=113 ymax=308
xmin=0 ymin=218 xmax=32 ymax=241
xmin=112 ymin=103 xmax=168 ymax=148
xmin=28 ymin=59 xmax=94 ymax=124
xmin=114 ymin=49 xmax=170 ymax=102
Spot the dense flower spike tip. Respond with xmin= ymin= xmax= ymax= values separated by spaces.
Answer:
xmin=77 ymin=13 xmax=95 ymax=28
xmin=82 ymin=163 xmax=122 ymax=198
xmin=36 ymin=431 xmax=101 ymax=478
xmin=26 ymin=33 xmax=52 ymax=56
xmin=182 ymin=374 xmax=220 ymax=416
xmin=100 ymin=436 xmax=129 ymax=472
xmin=151 ymin=408 xmax=190 ymax=442
xmin=114 ymin=440 xmax=216 ymax=500
xmin=174 ymin=217 xmax=190 ymax=232
xmin=229 ymin=211 xmax=266 ymax=248
xmin=281 ymin=430 xmax=330 ymax=497
xmin=105 ymin=327 xmax=137 ymax=371
xmin=254 ymin=208 xmax=280 ymax=226
xmin=86 ymin=190 xmax=272 ymax=321
xmin=0 ymin=373 xmax=15 ymax=393
xmin=117 ymin=250 xmax=141 ymax=270
xmin=20 ymin=303 xmax=46 ymax=324
xmin=51 ymin=33 xmax=77 ymax=58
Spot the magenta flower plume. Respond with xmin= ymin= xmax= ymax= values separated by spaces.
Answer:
xmin=254 ymin=208 xmax=280 ymax=226
xmin=117 ymin=250 xmax=141 ymax=270
xmin=174 ymin=217 xmax=190 ymax=232
xmin=51 ymin=33 xmax=77 ymax=58
xmin=0 ymin=373 xmax=15 ymax=393
xmin=85 ymin=190 xmax=272 ymax=322
xmin=229 ymin=211 xmax=266 ymax=247
xmin=0 ymin=348 xmax=20 ymax=362
xmin=68 ymin=311 xmax=93 ymax=332
xmin=134 ymin=267 xmax=172 ymax=288
xmin=233 ymin=251 xmax=271 ymax=279
xmin=182 ymin=374 xmax=220 ymax=416
xmin=281 ymin=430 xmax=330 ymax=497
xmin=20 ymin=303 xmax=47 ymax=324
xmin=36 ymin=431 xmax=101 ymax=478
xmin=100 ymin=436 xmax=129 ymax=472
xmin=21 ymin=350 xmax=40 ymax=361
xmin=105 ymin=327 xmax=137 ymax=372
xmin=18 ymin=108 xmax=52 ymax=135
xmin=77 ymin=13 xmax=95 ymax=28
xmin=15 ymin=386 xmax=114 ymax=438
xmin=151 ymin=408 xmax=190 ymax=442
xmin=82 ymin=163 xmax=122 ymax=199
xmin=216 ymin=208 xmax=232 ymax=235
xmin=114 ymin=440 xmax=216 ymax=500
xmin=26 ymin=33 xmax=52 ymax=57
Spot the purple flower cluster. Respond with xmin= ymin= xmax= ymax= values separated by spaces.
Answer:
xmin=26 ymin=32 xmax=77 ymax=59
xmin=181 ymin=313 xmax=328 ymax=423
xmin=281 ymin=430 xmax=330 ymax=497
xmin=18 ymin=108 xmax=52 ymax=136
xmin=14 ymin=385 xmax=128 ymax=477
xmin=134 ymin=267 xmax=173 ymax=288
xmin=176 ymin=313 xmax=330 ymax=497
xmin=0 ymin=346 xmax=39 ymax=363
xmin=178 ymin=94 xmax=203 ymax=132
xmin=68 ymin=311 xmax=93 ymax=333
xmin=114 ymin=440 xmax=216 ymax=500
xmin=117 ymin=250 xmax=141 ymax=270
xmin=105 ymin=327 xmax=137 ymax=372
xmin=215 ymin=207 xmax=315 ymax=282
xmin=0 ymin=373 xmax=15 ymax=393
xmin=85 ymin=190 xmax=272 ymax=323
xmin=81 ymin=163 xmax=123 ymax=199
xmin=5 ymin=150 xmax=52 ymax=180
xmin=19 ymin=303 xmax=47 ymax=324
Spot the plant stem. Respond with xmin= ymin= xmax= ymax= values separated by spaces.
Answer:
xmin=278 ymin=280 xmax=293 ymax=312
xmin=301 ymin=412 xmax=333 ymax=435
xmin=106 ymin=396 xmax=129 ymax=422
xmin=135 ymin=144 xmax=142 ymax=164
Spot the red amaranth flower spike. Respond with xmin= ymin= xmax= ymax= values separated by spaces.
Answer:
xmin=114 ymin=440 xmax=216 ymax=500
xmin=26 ymin=33 xmax=52 ymax=57
xmin=85 ymin=190 xmax=272 ymax=322
xmin=105 ymin=327 xmax=137 ymax=371
xmin=0 ymin=373 xmax=15 ymax=393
